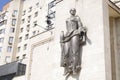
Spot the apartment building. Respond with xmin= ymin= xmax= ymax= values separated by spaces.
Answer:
xmin=0 ymin=0 xmax=55 ymax=80
xmin=0 ymin=0 xmax=23 ymax=65
xmin=14 ymin=0 xmax=55 ymax=80
xmin=0 ymin=0 xmax=26 ymax=80
xmin=16 ymin=0 xmax=47 ymax=64
xmin=0 ymin=11 xmax=7 ymax=65
xmin=15 ymin=0 xmax=56 ymax=63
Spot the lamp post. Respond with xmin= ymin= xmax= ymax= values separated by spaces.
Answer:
xmin=35 ymin=23 xmax=53 ymax=34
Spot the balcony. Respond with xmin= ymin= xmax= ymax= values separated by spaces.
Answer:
xmin=0 ymin=61 xmax=26 ymax=79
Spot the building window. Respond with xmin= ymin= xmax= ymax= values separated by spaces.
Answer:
xmin=28 ymin=7 xmax=32 ymax=12
xmin=23 ymin=10 xmax=26 ymax=16
xmin=10 ymin=28 xmax=15 ymax=33
xmin=4 ymin=20 xmax=7 ymax=24
xmin=20 ymin=28 xmax=23 ymax=33
xmin=33 ymin=31 xmax=36 ymax=36
xmin=47 ymin=1 xmax=56 ymax=28
xmin=19 ymin=37 xmax=22 ymax=42
xmin=34 ymin=12 xmax=38 ymax=17
xmin=22 ymin=54 xmax=26 ymax=59
xmin=24 ymin=44 xmax=27 ymax=50
xmin=0 ymin=16 xmax=1 ymax=21
xmin=22 ymin=19 xmax=25 ymax=24
xmin=48 ymin=1 xmax=55 ymax=9
xmin=2 ymin=29 xmax=5 ymax=34
xmin=25 ymin=34 xmax=29 ymax=40
xmin=1 ymin=13 xmax=6 ymax=20
xmin=0 ymin=21 xmax=5 ymax=26
xmin=12 ymin=19 xmax=16 ymax=26
xmin=12 ymin=10 xmax=18 ymax=17
xmin=33 ymin=21 xmax=37 ymax=27
xmin=7 ymin=46 xmax=12 ymax=52
xmin=18 ymin=47 xmax=20 ymax=52
xmin=0 ymin=20 xmax=7 ymax=26
xmin=36 ymin=2 xmax=39 ymax=7
xmin=0 ymin=47 xmax=2 ymax=52
xmin=26 ymin=24 xmax=30 ymax=32
xmin=0 ymin=38 xmax=4 ymax=43
xmin=0 ymin=29 xmax=5 ymax=34
xmin=48 ymin=11 xmax=56 ymax=19
xmin=16 ymin=56 xmax=19 ymax=61
xmin=8 ymin=37 xmax=14 ymax=44
xmin=28 ymin=16 xmax=31 ymax=23
xmin=5 ymin=56 xmax=10 ymax=63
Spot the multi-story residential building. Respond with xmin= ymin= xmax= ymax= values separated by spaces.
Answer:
xmin=0 ymin=0 xmax=25 ymax=80
xmin=0 ymin=0 xmax=54 ymax=80
xmin=0 ymin=11 xmax=7 ymax=64
xmin=0 ymin=0 xmax=23 ymax=65
xmin=0 ymin=0 xmax=120 ymax=80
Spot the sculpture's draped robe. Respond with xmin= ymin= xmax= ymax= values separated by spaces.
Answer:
xmin=60 ymin=15 xmax=86 ymax=75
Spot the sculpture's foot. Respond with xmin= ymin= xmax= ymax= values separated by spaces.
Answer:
xmin=68 ymin=65 xmax=72 ymax=69
xmin=73 ymin=71 xmax=77 ymax=75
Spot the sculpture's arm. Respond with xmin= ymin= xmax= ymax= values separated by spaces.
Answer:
xmin=80 ymin=27 xmax=87 ymax=45
xmin=77 ymin=16 xmax=83 ymax=28
xmin=77 ymin=16 xmax=87 ymax=44
xmin=82 ymin=31 xmax=86 ymax=43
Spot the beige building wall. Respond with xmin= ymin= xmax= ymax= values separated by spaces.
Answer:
xmin=0 ymin=11 xmax=7 ymax=65
xmin=109 ymin=2 xmax=120 ymax=80
xmin=13 ymin=0 xmax=49 ymax=79
xmin=109 ymin=18 xmax=120 ymax=80
xmin=114 ymin=18 xmax=120 ymax=80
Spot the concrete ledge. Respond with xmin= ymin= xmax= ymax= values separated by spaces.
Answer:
xmin=108 ymin=0 xmax=120 ymax=14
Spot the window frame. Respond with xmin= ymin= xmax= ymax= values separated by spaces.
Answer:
xmin=7 ymin=46 xmax=12 ymax=52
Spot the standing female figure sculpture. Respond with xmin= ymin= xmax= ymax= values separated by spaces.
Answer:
xmin=60 ymin=8 xmax=87 ymax=75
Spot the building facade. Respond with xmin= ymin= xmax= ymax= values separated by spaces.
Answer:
xmin=0 ymin=0 xmax=120 ymax=80
xmin=0 ymin=0 xmax=23 ymax=65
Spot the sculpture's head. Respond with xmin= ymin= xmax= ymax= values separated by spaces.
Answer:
xmin=70 ymin=8 xmax=76 ymax=16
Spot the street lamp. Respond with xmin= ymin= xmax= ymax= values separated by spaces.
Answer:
xmin=35 ymin=23 xmax=53 ymax=34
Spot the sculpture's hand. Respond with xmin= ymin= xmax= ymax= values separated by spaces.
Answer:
xmin=81 ymin=27 xmax=87 ymax=32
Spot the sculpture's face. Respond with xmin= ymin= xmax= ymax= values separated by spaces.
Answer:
xmin=70 ymin=8 xmax=76 ymax=16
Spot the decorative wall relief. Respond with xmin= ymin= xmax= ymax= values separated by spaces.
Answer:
xmin=60 ymin=8 xmax=87 ymax=76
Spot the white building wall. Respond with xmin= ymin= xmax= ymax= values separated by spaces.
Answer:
xmin=14 ymin=0 xmax=49 ymax=79
xmin=16 ymin=0 xmax=48 ymax=62
xmin=29 ymin=0 xmax=110 ymax=80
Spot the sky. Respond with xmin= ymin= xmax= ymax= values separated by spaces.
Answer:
xmin=0 ymin=0 xmax=11 ymax=11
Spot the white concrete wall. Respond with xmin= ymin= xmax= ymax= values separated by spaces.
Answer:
xmin=114 ymin=18 xmax=120 ymax=80
xmin=29 ymin=0 xmax=110 ymax=80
